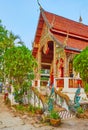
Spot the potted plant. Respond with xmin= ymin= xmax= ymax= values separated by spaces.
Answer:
xmin=35 ymin=106 xmax=43 ymax=114
xmin=49 ymin=110 xmax=61 ymax=127
xmin=76 ymin=107 xmax=84 ymax=118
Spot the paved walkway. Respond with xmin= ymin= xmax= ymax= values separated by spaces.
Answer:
xmin=0 ymin=94 xmax=88 ymax=130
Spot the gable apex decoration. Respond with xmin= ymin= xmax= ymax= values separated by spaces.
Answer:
xmin=40 ymin=7 xmax=52 ymax=29
xmin=40 ymin=8 xmax=65 ymax=48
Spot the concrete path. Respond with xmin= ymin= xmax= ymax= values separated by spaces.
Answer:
xmin=0 ymin=94 xmax=88 ymax=130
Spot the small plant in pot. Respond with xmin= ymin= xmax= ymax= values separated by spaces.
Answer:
xmin=35 ymin=106 xmax=43 ymax=114
xmin=49 ymin=110 xmax=61 ymax=127
xmin=76 ymin=107 xmax=84 ymax=118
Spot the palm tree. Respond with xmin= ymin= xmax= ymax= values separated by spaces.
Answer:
xmin=8 ymin=31 xmax=24 ymax=47
xmin=0 ymin=21 xmax=24 ymax=83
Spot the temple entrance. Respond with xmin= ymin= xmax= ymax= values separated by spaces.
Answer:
xmin=40 ymin=41 xmax=54 ymax=89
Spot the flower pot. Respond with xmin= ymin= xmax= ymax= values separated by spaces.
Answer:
xmin=76 ymin=113 xmax=84 ymax=118
xmin=35 ymin=109 xmax=43 ymax=114
xmin=50 ymin=118 xmax=61 ymax=127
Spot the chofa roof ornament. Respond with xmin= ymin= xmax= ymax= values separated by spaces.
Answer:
xmin=37 ymin=0 xmax=42 ymax=8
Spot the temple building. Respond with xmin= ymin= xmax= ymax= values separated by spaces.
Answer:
xmin=32 ymin=7 xmax=88 ymax=100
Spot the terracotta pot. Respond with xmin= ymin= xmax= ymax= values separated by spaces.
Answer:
xmin=50 ymin=118 xmax=61 ymax=127
xmin=76 ymin=113 xmax=84 ymax=118
xmin=35 ymin=109 xmax=43 ymax=114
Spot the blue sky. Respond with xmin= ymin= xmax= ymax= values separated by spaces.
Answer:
xmin=0 ymin=0 xmax=88 ymax=50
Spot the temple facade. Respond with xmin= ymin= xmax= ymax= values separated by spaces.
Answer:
xmin=32 ymin=7 xmax=88 ymax=100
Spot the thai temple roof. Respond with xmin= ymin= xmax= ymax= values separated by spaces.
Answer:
xmin=44 ymin=10 xmax=88 ymax=38
xmin=33 ymin=7 xmax=88 ymax=56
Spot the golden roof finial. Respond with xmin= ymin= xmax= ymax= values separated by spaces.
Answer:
xmin=79 ymin=15 xmax=82 ymax=23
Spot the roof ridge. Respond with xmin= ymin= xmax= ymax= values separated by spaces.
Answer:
xmin=43 ymin=10 xmax=88 ymax=28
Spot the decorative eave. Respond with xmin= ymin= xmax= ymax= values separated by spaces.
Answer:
xmin=32 ymin=11 xmax=44 ymax=57
xmin=32 ymin=47 xmax=38 ymax=58
xmin=40 ymin=7 xmax=51 ymax=29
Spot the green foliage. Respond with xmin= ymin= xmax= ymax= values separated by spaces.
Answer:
xmin=27 ymin=105 xmax=36 ymax=113
xmin=41 ymin=76 xmax=49 ymax=80
xmin=35 ymin=106 xmax=42 ymax=111
xmin=16 ymin=104 xmax=25 ymax=111
xmin=0 ymin=20 xmax=8 ymax=45
xmin=4 ymin=46 xmax=37 ymax=82
xmin=0 ymin=20 xmax=24 ymax=82
xmin=84 ymin=83 xmax=88 ymax=93
xmin=0 ymin=20 xmax=23 ymax=50
xmin=14 ymin=104 xmax=42 ymax=115
xmin=73 ymin=47 xmax=88 ymax=84
xmin=77 ymin=107 xmax=84 ymax=114
xmin=4 ymin=46 xmax=37 ymax=78
xmin=49 ymin=110 xmax=60 ymax=119
xmin=14 ymin=90 xmax=23 ymax=104
xmin=3 ymin=46 xmax=37 ymax=103
xmin=0 ymin=20 xmax=37 ymax=104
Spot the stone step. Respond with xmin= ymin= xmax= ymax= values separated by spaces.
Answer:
xmin=59 ymin=110 xmax=75 ymax=120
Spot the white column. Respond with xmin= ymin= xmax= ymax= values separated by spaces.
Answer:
xmin=53 ymin=42 xmax=56 ymax=87
xmin=37 ymin=48 xmax=41 ymax=90
xmin=63 ymin=77 xmax=69 ymax=92
xmin=37 ymin=80 xmax=40 ymax=91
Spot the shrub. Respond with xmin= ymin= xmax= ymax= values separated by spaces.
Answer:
xmin=49 ymin=110 xmax=60 ymax=119
xmin=84 ymin=83 xmax=88 ymax=93
xmin=77 ymin=107 xmax=84 ymax=114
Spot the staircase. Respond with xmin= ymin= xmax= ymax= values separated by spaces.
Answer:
xmin=31 ymin=87 xmax=76 ymax=120
xmin=59 ymin=110 xmax=75 ymax=120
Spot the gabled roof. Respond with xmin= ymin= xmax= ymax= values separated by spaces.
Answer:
xmin=32 ymin=8 xmax=88 ymax=57
xmin=44 ymin=10 xmax=88 ymax=51
xmin=44 ymin=11 xmax=88 ymax=38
